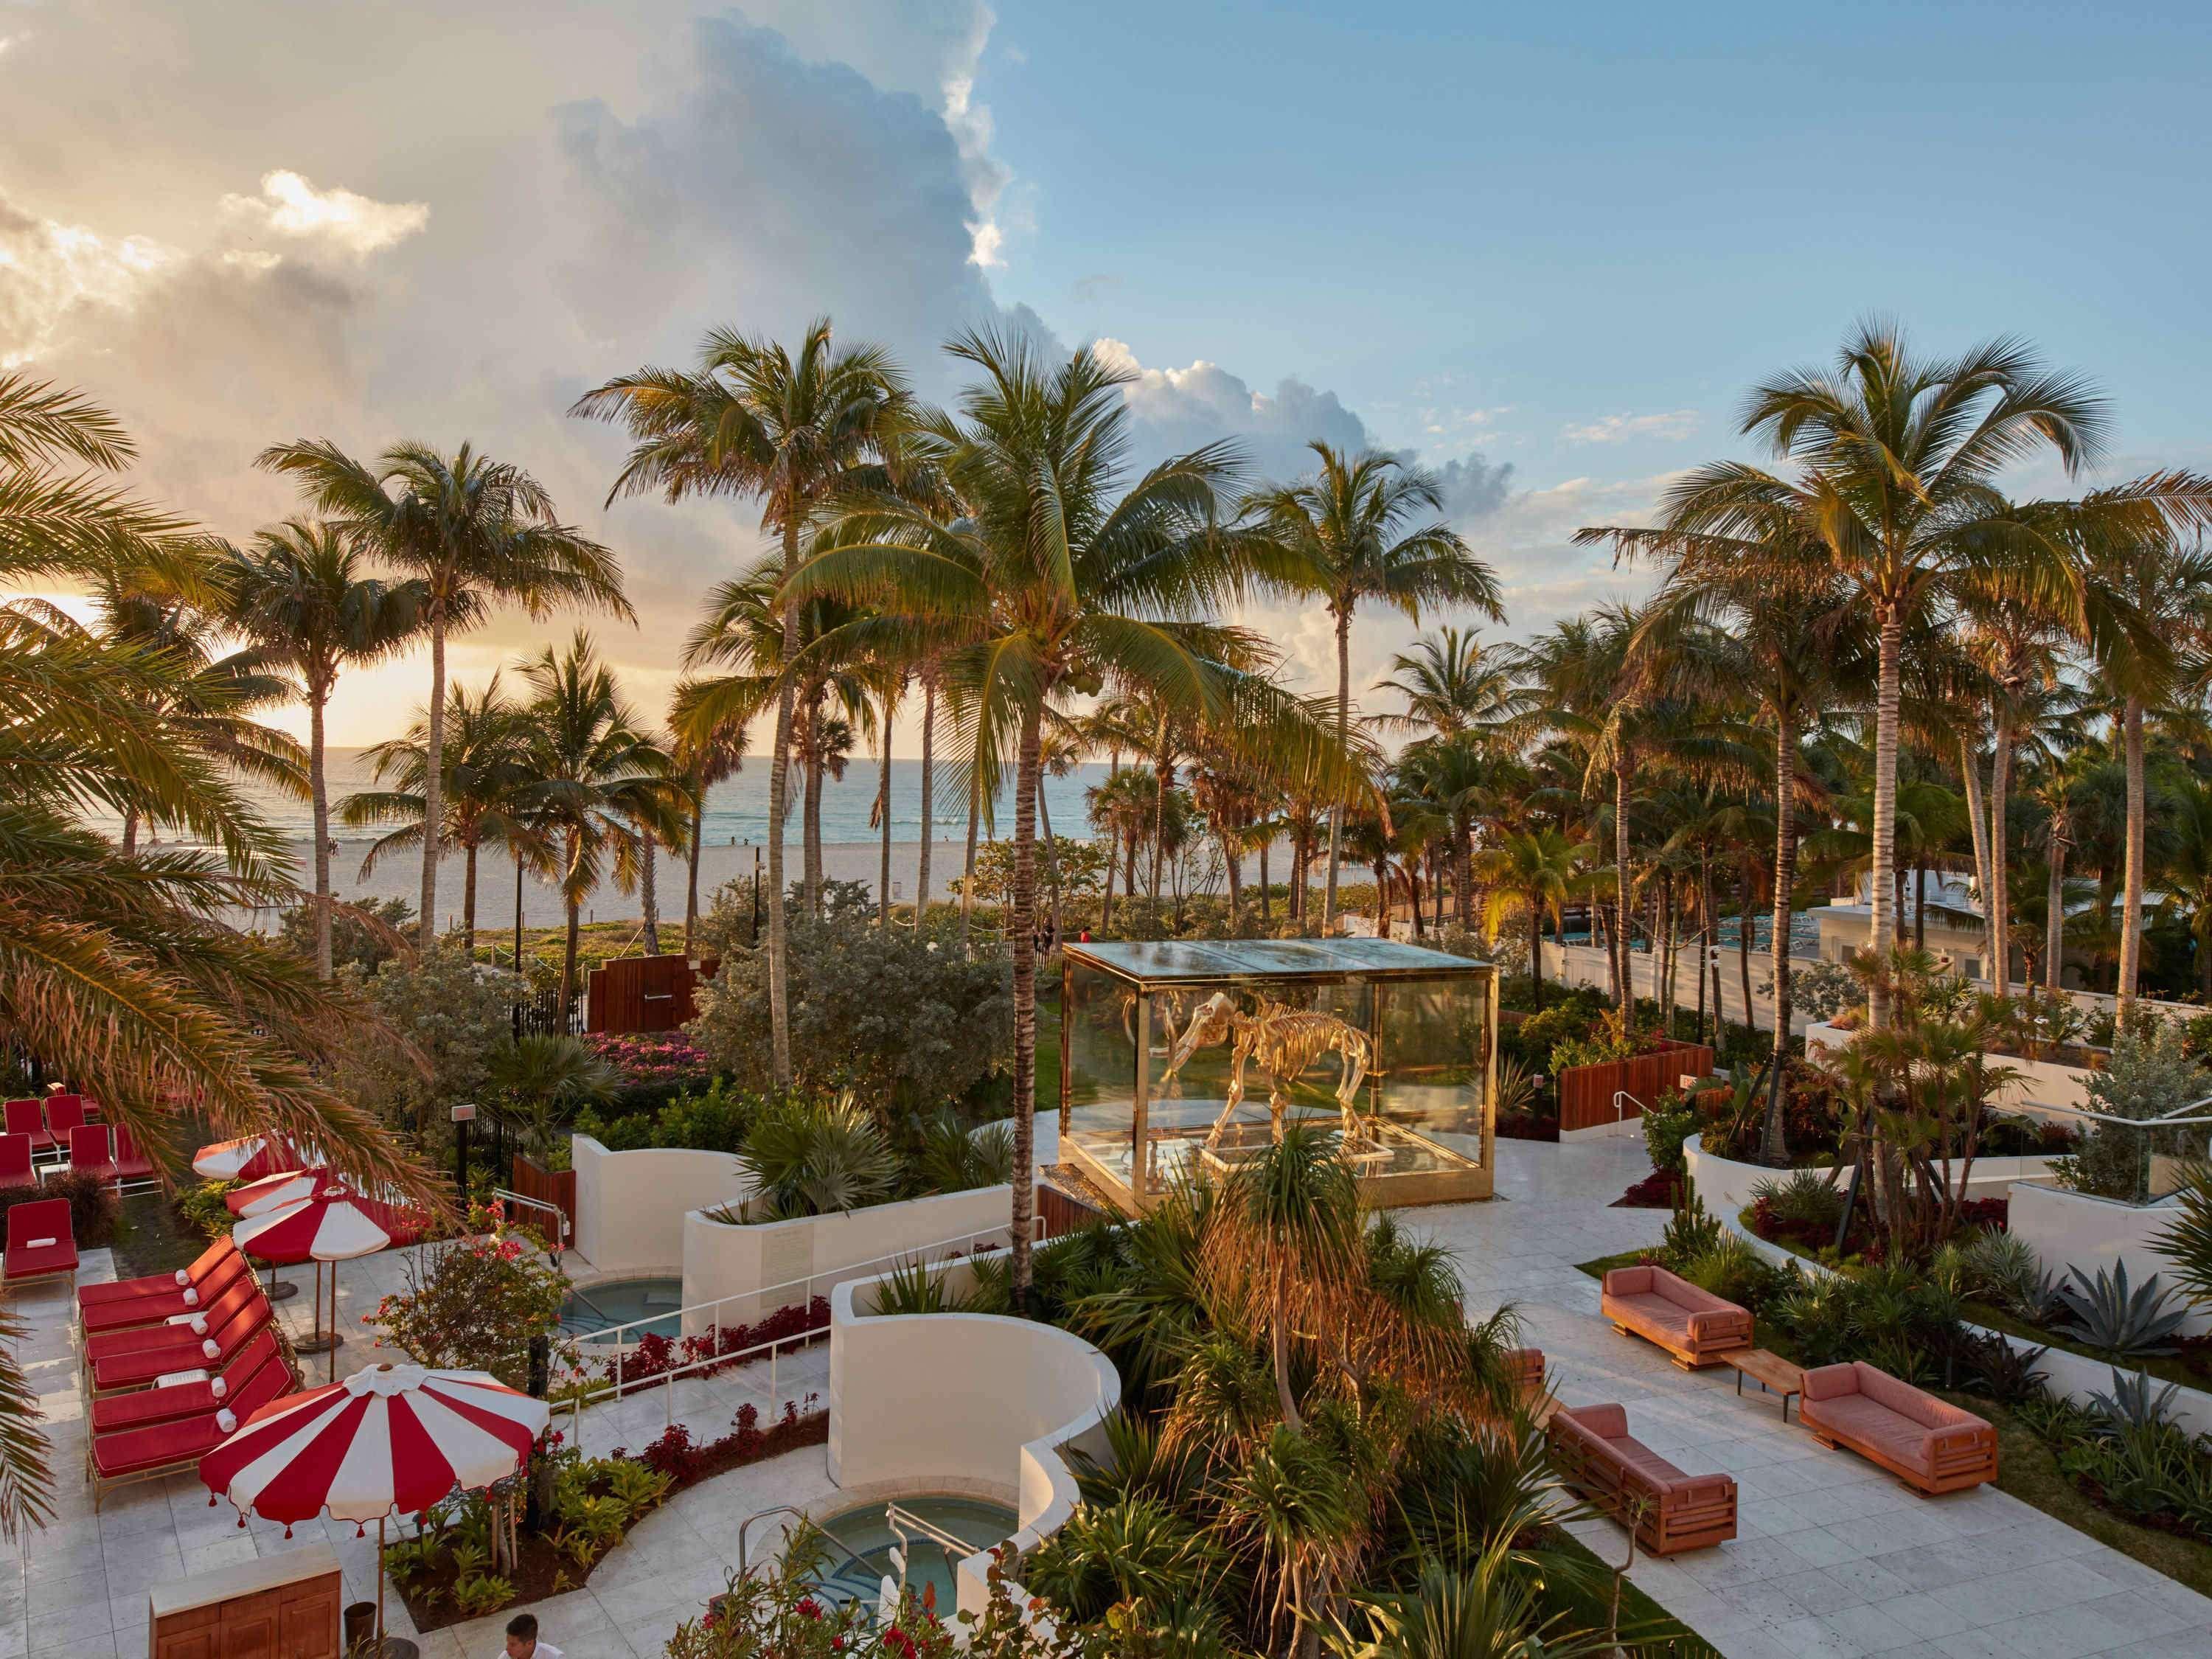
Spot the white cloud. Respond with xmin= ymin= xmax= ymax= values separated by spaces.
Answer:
xmin=1561 ymin=408 xmax=1700 ymax=444
xmin=0 ymin=206 xmax=179 ymax=366
xmin=218 ymin=170 xmax=428 ymax=257
xmin=1091 ymin=338 xmax=1369 ymax=483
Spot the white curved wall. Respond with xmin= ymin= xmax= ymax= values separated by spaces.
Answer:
xmin=1805 ymin=1023 xmax=2097 ymax=1115
xmin=2008 ymin=1181 xmax=2211 ymax=1339
xmin=1685 ymin=1133 xmax=2057 ymax=1228
xmin=570 ymin=1135 xmax=751 ymax=1273
xmin=681 ymin=1183 xmax=1018 ymax=1332
xmin=830 ymin=1258 xmax=1119 ymax=1622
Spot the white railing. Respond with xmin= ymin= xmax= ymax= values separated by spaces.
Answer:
xmin=549 ymin=1215 xmax=1044 ymax=1451
xmin=494 ymin=1187 xmax=568 ymax=1254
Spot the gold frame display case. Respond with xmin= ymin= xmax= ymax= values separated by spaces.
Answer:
xmin=1058 ymin=938 xmax=1497 ymax=1213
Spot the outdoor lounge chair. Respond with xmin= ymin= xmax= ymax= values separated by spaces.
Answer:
xmin=88 ymin=1290 xmax=270 ymax=1394
xmin=88 ymin=1351 xmax=291 ymax=1509
xmin=1 ymin=1198 xmax=77 ymax=1295
xmin=78 ymin=1234 xmax=238 ymax=1310
xmin=89 ymin=1329 xmax=285 ymax=1436
xmin=1547 ymin=1403 xmax=1738 ymax=1555
xmin=86 ymin=1273 xmax=262 ymax=1363
xmin=79 ymin=1246 xmax=251 ymax=1336
xmin=44 ymin=1096 xmax=88 ymax=1141
xmin=2 ymin=1100 xmax=54 ymax=1160
xmin=1800 ymin=1361 xmax=1999 ymax=1495
xmin=63 ymin=1124 xmax=116 ymax=1187
xmin=0 ymin=1135 xmax=36 ymax=1193
xmin=111 ymin=1124 xmax=156 ymax=1185
xmin=1601 ymin=1264 xmax=1753 ymax=1368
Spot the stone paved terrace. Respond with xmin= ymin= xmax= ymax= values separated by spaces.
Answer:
xmin=15 ymin=1137 xmax=2212 ymax=1657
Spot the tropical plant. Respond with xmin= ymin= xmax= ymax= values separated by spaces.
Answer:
xmin=2052 ymin=1260 xmax=2190 ymax=1359
xmin=488 ymin=1034 xmax=618 ymax=1168
xmin=367 ymin=1203 xmax=568 ymax=1385
xmin=260 ymin=436 xmax=632 ymax=950
xmin=735 ymin=1092 xmax=902 ymax=1220
xmin=218 ymin=518 xmax=425 ymax=977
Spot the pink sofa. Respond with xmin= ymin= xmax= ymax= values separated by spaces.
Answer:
xmin=1800 ymin=1362 xmax=1998 ymax=1495
xmin=1547 ymin=1403 xmax=1738 ymax=1554
xmin=1601 ymin=1264 xmax=1753 ymax=1368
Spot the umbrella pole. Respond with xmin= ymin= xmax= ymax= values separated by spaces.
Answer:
xmin=327 ymin=1262 xmax=338 ymax=1387
xmin=377 ymin=1514 xmax=385 ymax=1644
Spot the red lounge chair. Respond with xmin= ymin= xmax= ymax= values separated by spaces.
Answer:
xmin=78 ymin=1234 xmax=238 ymax=1310
xmin=44 ymin=1096 xmax=88 ymax=1141
xmin=2 ymin=1101 xmax=54 ymax=1160
xmin=112 ymin=1124 xmax=156 ymax=1184
xmin=88 ymin=1354 xmax=291 ymax=1508
xmin=79 ymin=1248 xmax=252 ymax=1336
xmin=1 ymin=1198 xmax=77 ymax=1294
xmin=64 ymin=1125 xmax=116 ymax=1187
xmin=89 ymin=1292 xmax=270 ymax=1394
xmin=89 ymin=1329 xmax=285 ymax=1436
xmin=86 ymin=1274 xmax=262 ymax=1364
xmin=0 ymin=1135 xmax=35 ymax=1193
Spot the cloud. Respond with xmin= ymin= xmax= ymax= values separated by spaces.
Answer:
xmin=0 ymin=204 xmax=179 ymax=366
xmin=1091 ymin=338 xmax=1370 ymax=484
xmin=218 ymin=171 xmax=428 ymax=257
xmin=1561 ymin=408 xmax=1701 ymax=444
xmin=1430 ymin=451 xmax=1516 ymax=521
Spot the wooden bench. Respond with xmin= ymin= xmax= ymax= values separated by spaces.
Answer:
xmin=1601 ymin=1264 xmax=1753 ymax=1369
xmin=1801 ymin=1361 xmax=1998 ymax=1495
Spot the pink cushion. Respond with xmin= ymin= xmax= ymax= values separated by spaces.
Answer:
xmin=1601 ymin=1265 xmax=1654 ymax=1296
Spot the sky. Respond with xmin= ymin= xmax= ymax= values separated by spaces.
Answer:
xmin=4 ymin=0 xmax=2210 ymax=745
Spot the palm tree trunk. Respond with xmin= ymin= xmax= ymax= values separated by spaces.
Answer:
xmin=1737 ymin=865 xmax=1755 ymax=1034
xmin=1150 ymin=744 xmax=1170 ymax=904
xmin=802 ymin=712 xmax=826 ymax=922
xmin=959 ymin=771 xmax=981 ymax=950
xmin=562 ymin=891 xmax=581 ymax=1016
xmin=1324 ymin=609 xmax=1350 ymax=930
xmin=1038 ymin=773 xmax=1065 ymax=946
xmin=2045 ymin=808 xmax=2067 ymax=992
xmin=310 ymin=689 xmax=333 ymax=980
xmin=916 ymin=672 xmax=936 ymax=925
xmin=1705 ymin=867 xmax=1724 ymax=1038
xmin=1224 ymin=832 xmax=1244 ymax=922
xmin=877 ymin=685 xmax=894 ymax=934
xmin=1694 ymin=858 xmax=1710 ymax=1048
xmin=1272 ymin=1262 xmax=1303 ymax=1430
xmin=1868 ymin=608 xmax=1903 ymax=1029
xmin=765 ymin=522 xmax=798 ymax=1086
xmin=685 ymin=794 xmax=704 ymax=957
xmin=1613 ymin=760 xmax=1632 ymax=1008
xmin=1761 ymin=704 xmax=1797 ymax=1163
xmin=1259 ymin=836 xmax=1270 ymax=927
xmin=1008 ymin=700 xmax=1044 ymax=1309
xmin=463 ymin=840 xmax=479 ymax=955
xmin=2120 ymin=694 xmax=2146 ymax=1016
xmin=1100 ymin=817 xmax=1118 ymax=930
xmin=1989 ymin=711 xmax=2014 ymax=994
xmin=1960 ymin=732 xmax=1996 ymax=975
xmin=1915 ymin=866 xmax=1927 ymax=953
xmin=121 ymin=809 xmax=139 ymax=857
xmin=1529 ymin=896 xmax=1545 ymax=1012
xmin=641 ymin=835 xmax=661 ymax=954
xmin=513 ymin=851 xmax=525 ymax=973
xmin=420 ymin=613 xmax=448 ymax=951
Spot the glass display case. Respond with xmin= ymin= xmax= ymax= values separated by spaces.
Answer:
xmin=1059 ymin=938 xmax=1495 ymax=1211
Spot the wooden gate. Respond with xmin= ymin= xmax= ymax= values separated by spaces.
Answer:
xmin=1556 ymin=1040 xmax=1715 ymax=1134
xmin=585 ymin=954 xmax=720 ymax=1034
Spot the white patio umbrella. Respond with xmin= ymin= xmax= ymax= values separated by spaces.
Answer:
xmin=233 ymin=1184 xmax=394 ymax=1379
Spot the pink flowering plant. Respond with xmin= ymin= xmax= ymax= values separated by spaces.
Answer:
xmin=368 ymin=1202 xmax=567 ymax=1388
xmin=585 ymin=1032 xmax=715 ymax=1090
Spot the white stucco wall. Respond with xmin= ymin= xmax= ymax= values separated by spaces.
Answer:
xmin=829 ymin=1258 xmax=1119 ymax=1621
xmin=680 ymin=1182 xmax=1022 ymax=1332
xmin=2008 ymin=1181 xmax=2211 ymax=1340
xmin=1684 ymin=1134 xmax=2056 ymax=1227
xmin=569 ymin=1135 xmax=751 ymax=1273
xmin=1804 ymin=1023 xmax=2098 ymax=1116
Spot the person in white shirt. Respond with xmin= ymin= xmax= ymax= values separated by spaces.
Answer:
xmin=501 ymin=1612 xmax=562 ymax=1658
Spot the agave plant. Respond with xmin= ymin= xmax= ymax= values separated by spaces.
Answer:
xmin=2089 ymin=1366 xmax=2183 ymax=1430
xmin=2053 ymin=1260 xmax=2189 ymax=1358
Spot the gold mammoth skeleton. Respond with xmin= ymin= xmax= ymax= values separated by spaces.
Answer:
xmin=1158 ymin=990 xmax=1378 ymax=1151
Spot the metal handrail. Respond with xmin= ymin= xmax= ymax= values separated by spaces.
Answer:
xmin=493 ymin=1187 xmax=569 ymax=1253
xmin=737 ymin=1504 xmax=874 ymax=1579
xmin=1610 ymin=1089 xmax=1644 ymax=1126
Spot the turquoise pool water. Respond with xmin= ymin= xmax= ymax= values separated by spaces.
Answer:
xmin=558 ymin=1276 xmax=685 ymax=1340
xmin=804 ymin=1496 xmax=1017 ymax=1616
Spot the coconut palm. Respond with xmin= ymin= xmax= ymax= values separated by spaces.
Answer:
xmin=793 ymin=328 xmax=1357 ymax=1305
xmin=574 ymin=319 xmax=917 ymax=1085
xmin=517 ymin=632 xmax=687 ymax=1007
xmin=1371 ymin=626 xmax=1526 ymax=743
xmin=218 ymin=520 xmax=427 ymax=977
xmin=672 ymin=710 xmax=748 ymax=956
xmin=1243 ymin=445 xmax=1503 ymax=927
xmin=259 ymin=439 xmax=631 ymax=952
xmin=1581 ymin=324 xmax=2212 ymax=1027
xmin=341 ymin=675 xmax=538 ymax=956
xmin=1473 ymin=829 xmax=1590 ymax=1009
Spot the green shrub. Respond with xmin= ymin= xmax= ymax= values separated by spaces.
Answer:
xmin=1679 ymin=1234 xmax=1784 ymax=1312
xmin=178 ymin=1178 xmax=240 ymax=1240
xmin=1657 ymin=1190 xmax=1722 ymax=1265
xmin=1641 ymin=1096 xmax=1700 ymax=1179
xmin=0 ymin=1169 xmax=116 ymax=1247
xmin=1750 ymin=1168 xmax=1845 ymax=1233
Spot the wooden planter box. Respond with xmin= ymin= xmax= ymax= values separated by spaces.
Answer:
xmin=511 ymin=1154 xmax=576 ymax=1251
xmin=1557 ymin=1040 xmax=1714 ymax=1135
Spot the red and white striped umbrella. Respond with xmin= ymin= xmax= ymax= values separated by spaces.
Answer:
xmin=200 ymin=1363 xmax=550 ymax=1526
xmin=192 ymin=1135 xmax=306 ymax=1183
xmin=232 ymin=1185 xmax=392 ymax=1266
xmin=226 ymin=1167 xmax=324 ymax=1217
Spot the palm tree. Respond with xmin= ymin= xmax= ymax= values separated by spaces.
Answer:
xmin=259 ymin=439 xmax=631 ymax=952
xmin=1088 ymin=765 xmax=1154 ymax=931
xmin=219 ymin=520 xmax=426 ymax=978
xmin=1474 ymin=829 xmax=1589 ymax=1009
xmin=1371 ymin=625 xmax=1524 ymax=742
xmin=1243 ymin=445 xmax=1503 ymax=928
xmin=518 ymin=632 xmax=687 ymax=1007
xmin=341 ymin=675 xmax=537 ymax=956
xmin=2157 ymin=779 xmax=2212 ymax=996
xmin=574 ymin=318 xmax=916 ymax=1085
xmin=672 ymin=710 xmax=748 ymax=956
xmin=795 ymin=329 xmax=1356 ymax=1305
xmin=1597 ymin=323 xmax=2157 ymax=1027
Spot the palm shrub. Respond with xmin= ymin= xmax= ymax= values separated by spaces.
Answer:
xmin=489 ymin=1034 xmax=617 ymax=1172
xmin=1749 ymin=1169 xmax=1845 ymax=1234
xmin=734 ymin=1092 xmax=901 ymax=1220
xmin=1676 ymin=1234 xmax=1784 ymax=1312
